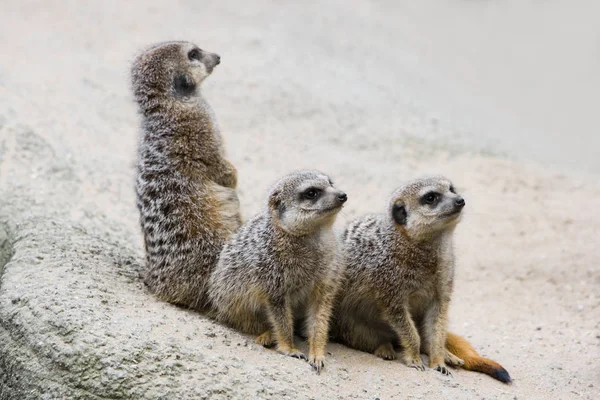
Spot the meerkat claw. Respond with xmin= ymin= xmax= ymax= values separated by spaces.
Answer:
xmin=374 ymin=343 xmax=397 ymax=360
xmin=435 ymin=365 xmax=452 ymax=376
xmin=278 ymin=348 xmax=308 ymax=360
xmin=255 ymin=331 xmax=275 ymax=348
xmin=406 ymin=358 xmax=427 ymax=371
xmin=291 ymin=351 xmax=308 ymax=360
xmin=298 ymin=354 xmax=309 ymax=361
xmin=309 ymin=355 xmax=325 ymax=374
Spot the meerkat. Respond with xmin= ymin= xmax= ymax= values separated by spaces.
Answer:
xmin=209 ymin=170 xmax=347 ymax=372
xmin=132 ymin=41 xmax=242 ymax=310
xmin=331 ymin=176 xmax=511 ymax=383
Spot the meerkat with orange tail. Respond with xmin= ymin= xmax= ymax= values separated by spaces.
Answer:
xmin=132 ymin=41 xmax=241 ymax=310
xmin=209 ymin=170 xmax=347 ymax=373
xmin=331 ymin=176 xmax=511 ymax=383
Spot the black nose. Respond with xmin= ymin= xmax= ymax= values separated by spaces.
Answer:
xmin=214 ymin=54 xmax=221 ymax=65
xmin=455 ymin=197 xmax=465 ymax=207
xmin=337 ymin=193 xmax=347 ymax=203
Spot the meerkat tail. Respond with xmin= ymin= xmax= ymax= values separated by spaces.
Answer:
xmin=446 ymin=332 xmax=512 ymax=384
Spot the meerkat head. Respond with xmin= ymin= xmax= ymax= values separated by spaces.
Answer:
xmin=388 ymin=176 xmax=465 ymax=241
xmin=131 ymin=41 xmax=221 ymax=109
xmin=267 ymin=170 xmax=348 ymax=236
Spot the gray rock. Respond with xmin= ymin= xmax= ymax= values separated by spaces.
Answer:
xmin=2 ymin=2 xmax=599 ymax=398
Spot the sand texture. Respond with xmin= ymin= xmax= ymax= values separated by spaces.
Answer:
xmin=0 ymin=1 xmax=598 ymax=399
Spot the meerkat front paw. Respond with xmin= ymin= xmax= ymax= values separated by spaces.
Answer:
xmin=404 ymin=354 xmax=426 ymax=371
xmin=374 ymin=343 xmax=397 ymax=360
xmin=219 ymin=161 xmax=238 ymax=188
xmin=308 ymin=353 xmax=325 ymax=374
xmin=277 ymin=347 xmax=308 ymax=360
xmin=445 ymin=350 xmax=464 ymax=367
xmin=433 ymin=363 xmax=452 ymax=376
xmin=255 ymin=331 xmax=275 ymax=348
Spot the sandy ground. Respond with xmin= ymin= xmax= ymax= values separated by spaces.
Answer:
xmin=0 ymin=0 xmax=599 ymax=399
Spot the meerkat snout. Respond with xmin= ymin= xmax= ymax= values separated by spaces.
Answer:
xmin=443 ymin=193 xmax=465 ymax=219
xmin=189 ymin=48 xmax=221 ymax=73
xmin=131 ymin=42 xmax=223 ymax=106
xmin=317 ymin=187 xmax=347 ymax=211
xmin=268 ymin=171 xmax=346 ymax=235
xmin=388 ymin=177 xmax=466 ymax=238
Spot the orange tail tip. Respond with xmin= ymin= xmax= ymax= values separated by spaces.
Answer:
xmin=446 ymin=332 xmax=512 ymax=384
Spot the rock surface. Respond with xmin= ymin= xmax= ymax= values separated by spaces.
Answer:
xmin=1 ymin=1 xmax=599 ymax=399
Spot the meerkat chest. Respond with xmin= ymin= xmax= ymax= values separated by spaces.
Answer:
xmin=407 ymin=245 xmax=455 ymax=316
xmin=408 ymin=282 xmax=437 ymax=317
xmin=400 ymin=255 xmax=443 ymax=311
xmin=280 ymin=233 xmax=336 ymax=293
xmin=282 ymin=251 xmax=331 ymax=289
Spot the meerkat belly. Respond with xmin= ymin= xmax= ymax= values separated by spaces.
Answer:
xmin=290 ymin=283 xmax=316 ymax=321
xmin=408 ymin=285 xmax=436 ymax=323
xmin=286 ymin=268 xmax=321 ymax=301
xmin=286 ymin=260 xmax=326 ymax=318
xmin=281 ymin=242 xmax=333 ymax=289
xmin=203 ymin=181 xmax=242 ymax=235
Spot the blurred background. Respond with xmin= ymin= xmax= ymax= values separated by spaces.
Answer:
xmin=0 ymin=1 xmax=598 ymax=398
xmin=2 ymin=0 xmax=599 ymax=176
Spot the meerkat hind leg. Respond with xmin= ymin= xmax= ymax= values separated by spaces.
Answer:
xmin=374 ymin=343 xmax=397 ymax=360
xmin=256 ymin=331 xmax=276 ymax=348
xmin=445 ymin=349 xmax=464 ymax=367
xmin=385 ymin=310 xmax=426 ymax=371
xmin=266 ymin=300 xmax=307 ymax=360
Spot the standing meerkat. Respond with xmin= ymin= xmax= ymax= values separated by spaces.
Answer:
xmin=331 ymin=176 xmax=511 ymax=383
xmin=209 ymin=170 xmax=347 ymax=372
xmin=132 ymin=41 xmax=241 ymax=310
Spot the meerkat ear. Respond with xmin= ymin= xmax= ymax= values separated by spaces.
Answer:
xmin=173 ymin=73 xmax=196 ymax=96
xmin=269 ymin=191 xmax=287 ymax=219
xmin=268 ymin=190 xmax=281 ymax=209
xmin=392 ymin=202 xmax=407 ymax=225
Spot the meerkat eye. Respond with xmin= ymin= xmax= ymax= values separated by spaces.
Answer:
xmin=188 ymin=48 xmax=202 ymax=61
xmin=422 ymin=192 xmax=439 ymax=205
xmin=303 ymin=188 xmax=320 ymax=200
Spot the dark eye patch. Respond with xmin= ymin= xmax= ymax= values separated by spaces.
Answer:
xmin=302 ymin=187 xmax=321 ymax=200
xmin=278 ymin=202 xmax=286 ymax=219
xmin=173 ymin=73 xmax=196 ymax=96
xmin=392 ymin=203 xmax=407 ymax=225
xmin=188 ymin=48 xmax=202 ymax=61
xmin=420 ymin=192 xmax=440 ymax=205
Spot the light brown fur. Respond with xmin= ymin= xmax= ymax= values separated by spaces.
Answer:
xmin=332 ymin=177 xmax=511 ymax=383
xmin=446 ymin=333 xmax=511 ymax=382
xmin=209 ymin=171 xmax=347 ymax=372
xmin=132 ymin=41 xmax=242 ymax=310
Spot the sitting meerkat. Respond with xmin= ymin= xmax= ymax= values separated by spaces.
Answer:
xmin=209 ymin=170 xmax=347 ymax=372
xmin=131 ymin=41 xmax=241 ymax=310
xmin=331 ymin=176 xmax=511 ymax=383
